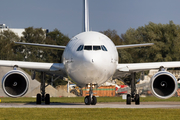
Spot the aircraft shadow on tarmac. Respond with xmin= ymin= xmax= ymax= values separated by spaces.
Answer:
xmin=25 ymin=102 xmax=84 ymax=106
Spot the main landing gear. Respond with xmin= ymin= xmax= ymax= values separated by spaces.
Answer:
xmin=84 ymin=83 xmax=97 ymax=105
xmin=36 ymin=72 xmax=50 ymax=105
xmin=126 ymin=72 xmax=140 ymax=105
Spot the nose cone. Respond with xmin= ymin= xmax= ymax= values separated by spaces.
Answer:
xmin=68 ymin=51 xmax=117 ymax=87
xmin=83 ymin=52 xmax=104 ymax=70
xmin=80 ymin=51 xmax=116 ymax=84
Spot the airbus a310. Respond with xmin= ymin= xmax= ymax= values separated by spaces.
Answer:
xmin=0 ymin=0 xmax=179 ymax=105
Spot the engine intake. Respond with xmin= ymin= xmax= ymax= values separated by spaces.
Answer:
xmin=2 ymin=70 xmax=29 ymax=97
xmin=150 ymin=71 xmax=178 ymax=99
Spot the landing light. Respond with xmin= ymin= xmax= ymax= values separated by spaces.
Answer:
xmin=87 ymin=84 xmax=95 ymax=88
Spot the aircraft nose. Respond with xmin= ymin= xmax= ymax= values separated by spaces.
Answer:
xmin=83 ymin=52 xmax=104 ymax=69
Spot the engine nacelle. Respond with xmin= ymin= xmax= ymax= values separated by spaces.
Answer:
xmin=2 ymin=70 xmax=29 ymax=97
xmin=150 ymin=71 xmax=178 ymax=99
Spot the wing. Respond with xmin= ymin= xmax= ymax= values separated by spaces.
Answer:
xmin=114 ymin=61 xmax=180 ymax=78
xmin=0 ymin=60 xmax=67 ymax=76
xmin=15 ymin=42 xmax=66 ymax=50
xmin=116 ymin=43 xmax=154 ymax=49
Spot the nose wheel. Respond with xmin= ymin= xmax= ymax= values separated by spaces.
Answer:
xmin=84 ymin=95 xmax=97 ymax=105
xmin=91 ymin=96 xmax=97 ymax=105
xmin=84 ymin=84 xmax=97 ymax=105
xmin=84 ymin=96 xmax=91 ymax=105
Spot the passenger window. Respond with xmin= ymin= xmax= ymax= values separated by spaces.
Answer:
xmin=84 ymin=46 xmax=92 ymax=50
xmin=93 ymin=46 xmax=101 ymax=50
xmin=77 ymin=45 xmax=84 ymax=51
xmin=101 ymin=45 xmax=108 ymax=51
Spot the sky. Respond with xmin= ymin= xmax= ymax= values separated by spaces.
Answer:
xmin=1 ymin=0 xmax=180 ymax=38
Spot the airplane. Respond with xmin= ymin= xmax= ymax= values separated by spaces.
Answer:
xmin=0 ymin=0 xmax=179 ymax=105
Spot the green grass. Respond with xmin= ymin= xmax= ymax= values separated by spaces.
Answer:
xmin=0 ymin=108 xmax=179 ymax=120
xmin=0 ymin=96 xmax=180 ymax=103
xmin=0 ymin=97 xmax=180 ymax=120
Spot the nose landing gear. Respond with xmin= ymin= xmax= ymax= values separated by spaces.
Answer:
xmin=84 ymin=83 xmax=97 ymax=105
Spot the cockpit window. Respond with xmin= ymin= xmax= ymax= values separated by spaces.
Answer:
xmin=78 ymin=45 xmax=107 ymax=51
xmin=93 ymin=46 xmax=101 ymax=50
xmin=101 ymin=45 xmax=108 ymax=51
xmin=77 ymin=45 xmax=84 ymax=51
xmin=84 ymin=46 xmax=92 ymax=50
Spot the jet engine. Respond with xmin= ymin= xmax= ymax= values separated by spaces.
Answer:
xmin=150 ymin=71 xmax=178 ymax=99
xmin=2 ymin=70 xmax=29 ymax=97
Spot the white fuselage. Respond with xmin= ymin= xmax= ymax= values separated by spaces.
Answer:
xmin=62 ymin=31 xmax=118 ymax=87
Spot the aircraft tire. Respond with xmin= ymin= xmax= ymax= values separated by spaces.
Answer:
xmin=135 ymin=94 xmax=140 ymax=105
xmin=45 ymin=94 xmax=50 ymax=105
xmin=126 ymin=94 xmax=131 ymax=105
xmin=36 ymin=93 xmax=41 ymax=104
xmin=84 ymin=96 xmax=91 ymax=105
xmin=91 ymin=96 xmax=97 ymax=105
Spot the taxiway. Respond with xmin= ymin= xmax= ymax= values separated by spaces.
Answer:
xmin=0 ymin=102 xmax=180 ymax=108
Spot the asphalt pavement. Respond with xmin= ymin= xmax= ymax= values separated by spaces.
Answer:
xmin=0 ymin=102 xmax=180 ymax=108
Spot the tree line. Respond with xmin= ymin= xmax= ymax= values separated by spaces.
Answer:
xmin=0 ymin=27 xmax=70 ymax=86
xmin=0 ymin=21 xmax=180 ymax=86
xmin=102 ymin=21 xmax=180 ymax=63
